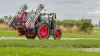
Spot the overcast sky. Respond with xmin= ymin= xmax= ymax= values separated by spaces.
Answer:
xmin=0 ymin=0 xmax=100 ymax=24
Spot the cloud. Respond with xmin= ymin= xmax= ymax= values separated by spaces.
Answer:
xmin=94 ymin=10 xmax=100 ymax=13
xmin=0 ymin=0 xmax=100 ymax=23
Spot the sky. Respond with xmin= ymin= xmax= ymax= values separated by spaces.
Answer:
xmin=0 ymin=0 xmax=100 ymax=24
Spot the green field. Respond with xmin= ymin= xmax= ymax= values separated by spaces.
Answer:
xmin=0 ymin=40 xmax=100 ymax=48
xmin=0 ymin=40 xmax=100 ymax=56
xmin=0 ymin=30 xmax=18 ymax=37
xmin=0 ymin=29 xmax=100 ymax=56
xmin=0 ymin=47 xmax=99 ymax=56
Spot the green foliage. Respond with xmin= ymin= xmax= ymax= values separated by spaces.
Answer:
xmin=56 ymin=18 xmax=94 ymax=32
xmin=0 ymin=19 xmax=4 ymax=23
xmin=80 ymin=18 xmax=93 ymax=32
xmin=56 ymin=20 xmax=78 ymax=27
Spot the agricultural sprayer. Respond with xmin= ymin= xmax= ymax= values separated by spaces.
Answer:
xmin=7 ymin=4 xmax=62 ymax=39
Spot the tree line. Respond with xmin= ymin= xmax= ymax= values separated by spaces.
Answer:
xmin=56 ymin=18 xmax=94 ymax=32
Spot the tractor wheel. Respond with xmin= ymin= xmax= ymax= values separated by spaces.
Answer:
xmin=53 ymin=28 xmax=62 ymax=39
xmin=26 ymin=36 xmax=36 ymax=39
xmin=37 ymin=24 xmax=49 ymax=39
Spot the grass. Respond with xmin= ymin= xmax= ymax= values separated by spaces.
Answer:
xmin=0 ymin=47 xmax=99 ymax=56
xmin=0 ymin=40 xmax=100 ymax=56
xmin=63 ymin=33 xmax=100 ymax=38
xmin=0 ymin=40 xmax=100 ymax=48
xmin=62 ymin=27 xmax=100 ymax=38
xmin=0 ymin=30 xmax=18 ymax=37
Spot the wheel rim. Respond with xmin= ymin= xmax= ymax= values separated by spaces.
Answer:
xmin=40 ymin=25 xmax=49 ymax=39
xmin=55 ymin=29 xmax=61 ymax=39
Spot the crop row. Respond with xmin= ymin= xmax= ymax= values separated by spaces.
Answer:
xmin=0 ymin=47 xmax=99 ymax=56
xmin=0 ymin=40 xmax=100 ymax=48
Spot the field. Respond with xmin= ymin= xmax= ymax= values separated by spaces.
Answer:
xmin=1 ymin=40 xmax=100 ymax=48
xmin=0 ymin=40 xmax=100 ymax=56
xmin=0 ymin=28 xmax=100 ymax=56
xmin=0 ymin=30 xmax=18 ymax=37
xmin=0 ymin=47 xmax=100 ymax=56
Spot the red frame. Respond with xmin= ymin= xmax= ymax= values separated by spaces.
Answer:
xmin=12 ymin=11 xmax=39 ymax=36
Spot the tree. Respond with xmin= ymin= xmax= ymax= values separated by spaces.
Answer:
xmin=80 ymin=18 xmax=93 ymax=32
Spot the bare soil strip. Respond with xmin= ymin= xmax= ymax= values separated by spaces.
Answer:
xmin=0 ymin=37 xmax=100 ymax=40
xmin=77 ymin=48 xmax=100 ymax=52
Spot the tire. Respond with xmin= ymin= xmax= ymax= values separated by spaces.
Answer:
xmin=26 ymin=36 xmax=36 ymax=39
xmin=37 ymin=24 xmax=50 ymax=39
xmin=53 ymin=28 xmax=62 ymax=39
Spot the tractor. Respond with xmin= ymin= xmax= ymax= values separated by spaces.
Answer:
xmin=8 ymin=4 xmax=62 ymax=39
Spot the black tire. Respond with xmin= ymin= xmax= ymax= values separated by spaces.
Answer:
xmin=26 ymin=36 xmax=36 ymax=39
xmin=53 ymin=28 xmax=62 ymax=39
xmin=37 ymin=24 xmax=50 ymax=39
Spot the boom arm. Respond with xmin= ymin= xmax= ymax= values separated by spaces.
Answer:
xmin=8 ymin=4 xmax=28 ymax=27
xmin=25 ymin=4 xmax=44 ymax=28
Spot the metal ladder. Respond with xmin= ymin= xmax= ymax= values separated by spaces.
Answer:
xmin=25 ymin=4 xmax=44 ymax=28
xmin=8 ymin=4 xmax=28 ymax=27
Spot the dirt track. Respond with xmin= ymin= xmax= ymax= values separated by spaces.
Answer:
xmin=77 ymin=48 xmax=100 ymax=52
xmin=0 ymin=37 xmax=100 ymax=40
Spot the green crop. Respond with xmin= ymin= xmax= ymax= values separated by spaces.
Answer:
xmin=0 ymin=47 xmax=99 ymax=56
xmin=0 ymin=40 xmax=100 ymax=48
